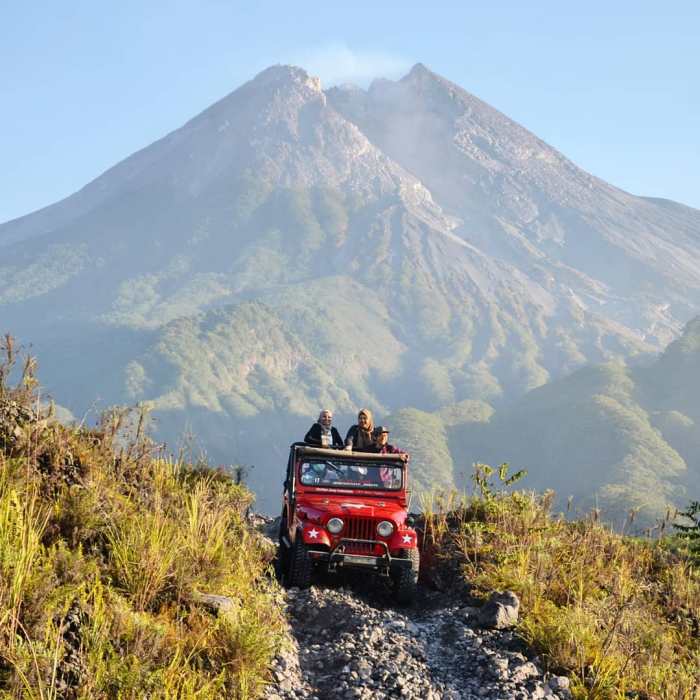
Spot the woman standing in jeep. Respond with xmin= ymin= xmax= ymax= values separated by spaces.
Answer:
xmin=344 ymin=408 xmax=375 ymax=451
xmin=304 ymin=409 xmax=343 ymax=447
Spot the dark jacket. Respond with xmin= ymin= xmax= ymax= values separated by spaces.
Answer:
xmin=364 ymin=443 xmax=403 ymax=455
xmin=345 ymin=424 xmax=376 ymax=451
xmin=304 ymin=423 xmax=343 ymax=448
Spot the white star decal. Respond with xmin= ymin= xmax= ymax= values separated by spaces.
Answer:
xmin=308 ymin=528 xmax=319 ymax=539
xmin=402 ymin=534 xmax=413 ymax=544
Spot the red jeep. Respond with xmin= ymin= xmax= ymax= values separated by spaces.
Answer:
xmin=279 ymin=443 xmax=420 ymax=603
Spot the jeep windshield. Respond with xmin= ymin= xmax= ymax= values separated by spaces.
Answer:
xmin=299 ymin=459 xmax=403 ymax=491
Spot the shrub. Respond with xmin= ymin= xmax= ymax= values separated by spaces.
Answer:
xmin=673 ymin=500 xmax=700 ymax=563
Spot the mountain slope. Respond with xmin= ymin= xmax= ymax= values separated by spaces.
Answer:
xmin=447 ymin=317 xmax=700 ymax=525
xmin=1 ymin=63 xmax=699 ymax=512
xmin=328 ymin=64 xmax=700 ymax=350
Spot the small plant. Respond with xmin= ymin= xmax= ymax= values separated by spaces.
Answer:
xmin=471 ymin=462 xmax=527 ymax=500
xmin=674 ymin=500 xmax=700 ymax=563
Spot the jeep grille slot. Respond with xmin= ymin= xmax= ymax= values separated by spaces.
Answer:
xmin=344 ymin=517 xmax=376 ymax=553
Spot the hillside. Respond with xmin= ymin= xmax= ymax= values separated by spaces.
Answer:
xmin=418 ymin=483 xmax=700 ymax=698
xmin=447 ymin=317 xmax=700 ymax=525
xmin=0 ymin=343 xmax=284 ymax=697
xmin=1 ymin=63 xmax=700 ymax=512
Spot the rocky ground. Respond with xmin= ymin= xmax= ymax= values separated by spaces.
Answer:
xmin=261 ymin=576 xmax=571 ymax=700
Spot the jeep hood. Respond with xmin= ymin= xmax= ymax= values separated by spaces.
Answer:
xmin=297 ymin=493 xmax=406 ymax=522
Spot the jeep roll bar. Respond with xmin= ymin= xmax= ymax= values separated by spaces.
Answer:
xmin=286 ymin=443 xmax=407 ymax=502
xmin=294 ymin=445 xmax=407 ymax=462
xmin=285 ymin=442 xmax=306 ymax=504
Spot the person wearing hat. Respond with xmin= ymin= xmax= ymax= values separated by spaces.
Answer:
xmin=368 ymin=426 xmax=406 ymax=457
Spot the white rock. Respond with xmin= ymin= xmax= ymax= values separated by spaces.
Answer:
xmin=512 ymin=662 xmax=539 ymax=684
xmin=547 ymin=676 xmax=570 ymax=691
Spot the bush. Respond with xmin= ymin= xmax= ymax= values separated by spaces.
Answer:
xmin=673 ymin=500 xmax=700 ymax=564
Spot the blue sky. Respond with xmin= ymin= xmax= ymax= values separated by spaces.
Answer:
xmin=1 ymin=0 xmax=698 ymax=224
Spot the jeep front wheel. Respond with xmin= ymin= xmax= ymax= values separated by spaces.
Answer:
xmin=286 ymin=537 xmax=313 ymax=589
xmin=276 ymin=516 xmax=289 ymax=580
xmin=393 ymin=548 xmax=419 ymax=604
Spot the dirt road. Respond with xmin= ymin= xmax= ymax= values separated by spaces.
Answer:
xmin=262 ymin=574 xmax=571 ymax=700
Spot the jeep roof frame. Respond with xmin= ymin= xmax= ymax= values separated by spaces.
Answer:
xmin=295 ymin=445 xmax=407 ymax=462
xmin=285 ymin=442 xmax=407 ymax=505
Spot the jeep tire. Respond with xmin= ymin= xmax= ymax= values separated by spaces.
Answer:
xmin=276 ymin=515 xmax=289 ymax=580
xmin=286 ymin=536 xmax=313 ymax=589
xmin=393 ymin=548 xmax=419 ymax=604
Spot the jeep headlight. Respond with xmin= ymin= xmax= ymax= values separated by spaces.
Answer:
xmin=377 ymin=520 xmax=394 ymax=537
xmin=327 ymin=517 xmax=344 ymax=534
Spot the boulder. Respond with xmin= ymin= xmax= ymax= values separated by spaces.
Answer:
xmin=512 ymin=661 xmax=539 ymax=683
xmin=191 ymin=592 xmax=240 ymax=619
xmin=547 ymin=675 xmax=572 ymax=699
xmin=477 ymin=590 xmax=520 ymax=629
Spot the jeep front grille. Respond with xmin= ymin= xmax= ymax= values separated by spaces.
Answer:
xmin=343 ymin=517 xmax=376 ymax=553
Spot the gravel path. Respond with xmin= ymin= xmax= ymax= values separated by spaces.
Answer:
xmin=262 ymin=578 xmax=571 ymax=700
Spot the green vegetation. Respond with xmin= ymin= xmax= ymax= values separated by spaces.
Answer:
xmin=142 ymin=296 xmax=382 ymax=417
xmin=0 ymin=244 xmax=90 ymax=306
xmin=2 ymin=160 xmax=699 ymax=526
xmin=449 ymin=321 xmax=700 ymax=526
xmin=0 ymin=339 xmax=284 ymax=699
xmin=105 ymin=268 xmax=231 ymax=329
xmin=674 ymin=500 xmax=700 ymax=562
xmin=387 ymin=408 xmax=456 ymax=499
xmin=423 ymin=470 xmax=700 ymax=699
xmin=115 ymin=313 xmax=700 ymax=526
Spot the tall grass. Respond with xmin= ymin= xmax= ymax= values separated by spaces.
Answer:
xmin=0 ymin=339 xmax=284 ymax=699
xmin=422 ymin=465 xmax=700 ymax=700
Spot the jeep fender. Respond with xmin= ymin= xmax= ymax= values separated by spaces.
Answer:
xmin=389 ymin=528 xmax=418 ymax=551
xmin=298 ymin=521 xmax=331 ymax=547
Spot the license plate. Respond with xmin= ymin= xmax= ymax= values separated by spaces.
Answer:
xmin=348 ymin=556 xmax=377 ymax=566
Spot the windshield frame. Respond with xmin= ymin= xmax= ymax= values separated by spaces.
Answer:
xmin=297 ymin=458 xmax=404 ymax=492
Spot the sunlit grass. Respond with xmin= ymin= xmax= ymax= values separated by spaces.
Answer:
xmin=422 ymin=465 xmax=700 ymax=699
xmin=0 ymin=338 xmax=284 ymax=699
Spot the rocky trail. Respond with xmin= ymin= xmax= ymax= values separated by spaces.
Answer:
xmin=254 ymin=519 xmax=571 ymax=700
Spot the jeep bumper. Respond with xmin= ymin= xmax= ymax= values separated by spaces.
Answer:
xmin=308 ymin=538 xmax=413 ymax=572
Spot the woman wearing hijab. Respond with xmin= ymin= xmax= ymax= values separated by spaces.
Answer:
xmin=304 ymin=409 xmax=343 ymax=448
xmin=344 ymin=408 xmax=374 ymax=451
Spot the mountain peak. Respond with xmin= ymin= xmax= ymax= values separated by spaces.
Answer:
xmin=406 ymin=62 xmax=432 ymax=77
xmin=250 ymin=64 xmax=322 ymax=93
xmin=403 ymin=62 xmax=442 ymax=85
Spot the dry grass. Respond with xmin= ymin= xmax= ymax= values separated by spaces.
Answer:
xmin=422 ymin=465 xmax=700 ymax=700
xmin=0 ymin=337 xmax=284 ymax=699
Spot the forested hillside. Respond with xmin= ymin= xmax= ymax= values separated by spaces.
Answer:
xmin=444 ymin=317 xmax=700 ymax=525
